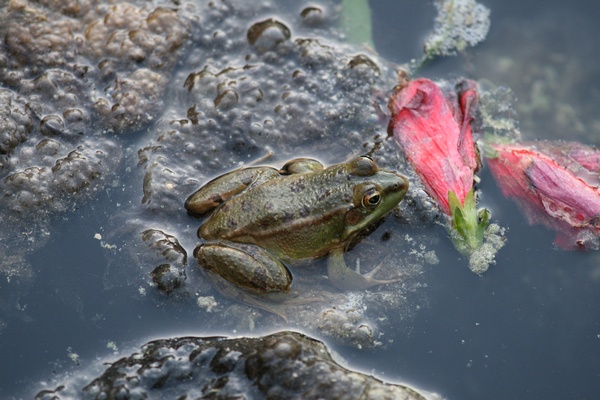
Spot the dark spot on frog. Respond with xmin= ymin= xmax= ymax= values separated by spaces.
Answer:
xmin=343 ymin=192 xmax=353 ymax=203
xmin=346 ymin=209 xmax=361 ymax=226
xmin=226 ymin=218 xmax=238 ymax=230
xmin=316 ymin=188 xmax=332 ymax=201
xmin=381 ymin=230 xmax=392 ymax=241
xmin=212 ymin=194 xmax=224 ymax=205
xmin=264 ymin=201 xmax=275 ymax=212
xmin=282 ymin=211 xmax=295 ymax=223
xmin=241 ymin=175 xmax=253 ymax=186
xmin=258 ymin=215 xmax=277 ymax=229
xmin=289 ymin=179 xmax=306 ymax=193
xmin=241 ymin=199 xmax=252 ymax=213
xmin=298 ymin=205 xmax=310 ymax=218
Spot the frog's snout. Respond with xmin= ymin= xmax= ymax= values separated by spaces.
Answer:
xmin=393 ymin=174 xmax=410 ymax=194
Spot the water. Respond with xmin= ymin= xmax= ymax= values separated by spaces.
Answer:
xmin=367 ymin=0 xmax=600 ymax=398
xmin=2 ymin=1 xmax=600 ymax=399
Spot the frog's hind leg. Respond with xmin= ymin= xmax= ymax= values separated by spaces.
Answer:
xmin=195 ymin=242 xmax=293 ymax=293
xmin=203 ymin=270 xmax=291 ymax=322
xmin=201 ymin=267 xmax=326 ymax=322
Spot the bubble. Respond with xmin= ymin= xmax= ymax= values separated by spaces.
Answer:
xmin=40 ymin=114 xmax=65 ymax=137
xmin=300 ymin=6 xmax=325 ymax=27
xmin=247 ymin=18 xmax=291 ymax=51
xmin=348 ymin=54 xmax=380 ymax=75
xmin=0 ymin=115 xmax=20 ymax=155
xmin=214 ymin=88 xmax=239 ymax=110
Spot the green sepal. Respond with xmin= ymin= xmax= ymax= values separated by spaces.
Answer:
xmin=447 ymin=189 xmax=489 ymax=256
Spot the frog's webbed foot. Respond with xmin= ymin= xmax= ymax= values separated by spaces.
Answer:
xmin=358 ymin=260 xmax=406 ymax=287
xmin=327 ymin=248 xmax=403 ymax=290
xmin=246 ymin=291 xmax=327 ymax=322
xmin=203 ymin=269 xmax=325 ymax=322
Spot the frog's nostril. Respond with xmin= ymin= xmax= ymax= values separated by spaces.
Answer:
xmin=398 ymin=176 xmax=409 ymax=191
xmin=393 ymin=180 xmax=407 ymax=191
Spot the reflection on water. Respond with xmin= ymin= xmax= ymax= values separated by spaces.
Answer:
xmin=1 ymin=0 xmax=600 ymax=399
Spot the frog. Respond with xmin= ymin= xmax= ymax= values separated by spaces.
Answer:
xmin=184 ymin=156 xmax=409 ymax=298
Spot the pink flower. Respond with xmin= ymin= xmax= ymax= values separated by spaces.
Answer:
xmin=487 ymin=141 xmax=600 ymax=249
xmin=388 ymin=78 xmax=480 ymax=215
xmin=389 ymin=78 xmax=491 ymax=261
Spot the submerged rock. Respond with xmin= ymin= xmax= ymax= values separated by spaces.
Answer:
xmin=0 ymin=0 xmax=192 ymax=216
xmin=35 ymin=331 xmax=441 ymax=400
xmin=1 ymin=0 xmax=190 ymax=134
xmin=0 ymin=0 xmax=192 ymax=318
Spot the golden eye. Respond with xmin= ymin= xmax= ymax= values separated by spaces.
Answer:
xmin=362 ymin=190 xmax=381 ymax=207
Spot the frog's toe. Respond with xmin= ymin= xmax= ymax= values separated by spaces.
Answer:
xmin=331 ymin=269 xmax=402 ymax=290
xmin=362 ymin=263 xmax=402 ymax=282
xmin=362 ymin=274 xmax=404 ymax=287
xmin=361 ymin=262 xmax=384 ymax=279
xmin=359 ymin=263 xmax=405 ymax=288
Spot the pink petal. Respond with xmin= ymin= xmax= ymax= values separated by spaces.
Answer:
xmin=487 ymin=141 xmax=600 ymax=249
xmin=527 ymin=156 xmax=600 ymax=228
xmin=389 ymin=78 xmax=478 ymax=215
xmin=457 ymin=80 xmax=480 ymax=172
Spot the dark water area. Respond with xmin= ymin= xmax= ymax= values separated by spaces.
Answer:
xmin=1 ymin=0 xmax=600 ymax=399
xmin=353 ymin=169 xmax=600 ymax=399
xmin=367 ymin=0 xmax=600 ymax=399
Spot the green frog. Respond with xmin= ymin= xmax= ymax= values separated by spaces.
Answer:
xmin=185 ymin=156 xmax=409 ymax=296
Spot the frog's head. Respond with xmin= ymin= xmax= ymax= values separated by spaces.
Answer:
xmin=342 ymin=156 xmax=409 ymax=240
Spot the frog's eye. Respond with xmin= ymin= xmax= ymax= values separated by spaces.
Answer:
xmin=362 ymin=188 xmax=381 ymax=208
xmin=350 ymin=156 xmax=378 ymax=176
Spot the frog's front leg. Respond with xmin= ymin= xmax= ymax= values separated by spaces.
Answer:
xmin=194 ymin=241 xmax=292 ymax=294
xmin=326 ymin=247 xmax=401 ymax=290
xmin=185 ymin=167 xmax=280 ymax=217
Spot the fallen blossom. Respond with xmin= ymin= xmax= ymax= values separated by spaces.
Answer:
xmin=389 ymin=77 xmax=490 ymax=260
xmin=486 ymin=140 xmax=600 ymax=249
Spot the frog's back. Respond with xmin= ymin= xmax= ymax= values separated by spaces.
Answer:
xmin=200 ymin=166 xmax=354 ymax=260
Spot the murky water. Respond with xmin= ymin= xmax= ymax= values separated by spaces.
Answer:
xmin=1 ymin=0 xmax=600 ymax=399
xmin=367 ymin=0 xmax=600 ymax=398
